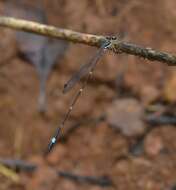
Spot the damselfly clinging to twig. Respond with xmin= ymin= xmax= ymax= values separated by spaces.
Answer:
xmin=47 ymin=36 xmax=117 ymax=152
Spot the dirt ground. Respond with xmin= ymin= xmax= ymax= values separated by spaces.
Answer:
xmin=0 ymin=0 xmax=176 ymax=190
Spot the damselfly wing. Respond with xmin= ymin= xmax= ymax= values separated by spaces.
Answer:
xmin=63 ymin=41 xmax=111 ymax=93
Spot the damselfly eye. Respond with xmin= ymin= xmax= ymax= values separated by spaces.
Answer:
xmin=106 ymin=36 xmax=117 ymax=41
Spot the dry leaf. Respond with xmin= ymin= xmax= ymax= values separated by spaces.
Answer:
xmin=106 ymin=98 xmax=145 ymax=137
xmin=5 ymin=2 xmax=68 ymax=112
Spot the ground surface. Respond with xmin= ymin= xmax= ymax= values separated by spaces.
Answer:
xmin=0 ymin=0 xmax=176 ymax=190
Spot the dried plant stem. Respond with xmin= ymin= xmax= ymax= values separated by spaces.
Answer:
xmin=0 ymin=164 xmax=19 ymax=183
xmin=0 ymin=16 xmax=175 ymax=65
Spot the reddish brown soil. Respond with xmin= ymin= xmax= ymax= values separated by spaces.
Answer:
xmin=0 ymin=0 xmax=176 ymax=190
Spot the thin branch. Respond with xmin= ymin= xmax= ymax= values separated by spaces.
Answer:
xmin=0 ymin=16 xmax=175 ymax=65
xmin=0 ymin=158 xmax=113 ymax=187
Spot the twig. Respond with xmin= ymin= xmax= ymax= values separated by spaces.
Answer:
xmin=145 ymin=114 xmax=176 ymax=126
xmin=0 ymin=158 xmax=37 ymax=172
xmin=0 ymin=158 xmax=113 ymax=187
xmin=0 ymin=16 xmax=175 ymax=65
xmin=58 ymin=171 xmax=112 ymax=187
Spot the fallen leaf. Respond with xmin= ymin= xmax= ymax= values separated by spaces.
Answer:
xmin=106 ymin=98 xmax=145 ymax=137
xmin=144 ymin=134 xmax=163 ymax=157
xmin=27 ymin=166 xmax=58 ymax=190
xmin=5 ymin=2 xmax=68 ymax=112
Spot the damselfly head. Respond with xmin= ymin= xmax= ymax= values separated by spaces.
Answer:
xmin=105 ymin=35 xmax=122 ymax=53
xmin=100 ymin=36 xmax=118 ymax=49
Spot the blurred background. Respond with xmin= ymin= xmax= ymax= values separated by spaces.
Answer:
xmin=0 ymin=0 xmax=176 ymax=189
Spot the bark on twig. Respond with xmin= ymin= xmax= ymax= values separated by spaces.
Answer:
xmin=0 ymin=16 xmax=176 ymax=65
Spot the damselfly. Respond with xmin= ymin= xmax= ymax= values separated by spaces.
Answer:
xmin=48 ymin=37 xmax=116 ymax=152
